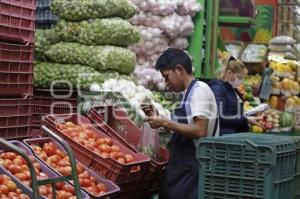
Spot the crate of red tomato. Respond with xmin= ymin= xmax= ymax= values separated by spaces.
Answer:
xmin=43 ymin=114 xmax=151 ymax=184
xmin=87 ymin=105 xmax=169 ymax=193
xmin=24 ymin=137 xmax=121 ymax=198
xmin=0 ymin=141 xmax=89 ymax=199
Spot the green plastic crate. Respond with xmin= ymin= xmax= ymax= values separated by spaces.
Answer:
xmin=77 ymin=91 xmax=144 ymax=126
xmin=292 ymin=136 xmax=300 ymax=199
xmin=197 ymin=133 xmax=296 ymax=199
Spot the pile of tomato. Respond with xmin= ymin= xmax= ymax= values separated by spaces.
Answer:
xmin=57 ymin=122 xmax=134 ymax=164
xmin=0 ymin=174 xmax=30 ymax=199
xmin=31 ymin=141 xmax=107 ymax=196
xmin=0 ymin=152 xmax=77 ymax=199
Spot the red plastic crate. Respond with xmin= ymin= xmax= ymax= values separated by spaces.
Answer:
xmin=0 ymin=42 xmax=34 ymax=96
xmin=43 ymin=113 xmax=151 ymax=184
xmin=24 ymin=137 xmax=121 ymax=198
xmin=0 ymin=97 xmax=32 ymax=139
xmin=87 ymin=105 xmax=169 ymax=192
xmin=32 ymin=89 xmax=78 ymax=128
xmin=0 ymin=0 xmax=36 ymax=43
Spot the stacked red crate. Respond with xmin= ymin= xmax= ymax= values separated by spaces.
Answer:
xmin=0 ymin=0 xmax=36 ymax=139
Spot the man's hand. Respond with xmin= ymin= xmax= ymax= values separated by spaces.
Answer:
xmin=145 ymin=116 xmax=167 ymax=129
xmin=141 ymin=104 xmax=158 ymax=117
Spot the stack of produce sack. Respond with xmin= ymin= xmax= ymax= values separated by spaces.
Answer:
xmin=34 ymin=0 xmax=141 ymax=90
xmin=129 ymin=0 xmax=202 ymax=90
xmin=268 ymin=36 xmax=298 ymax=61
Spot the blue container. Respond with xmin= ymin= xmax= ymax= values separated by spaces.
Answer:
xmin=36 ymin=7 xmax=58 ymax=25
xmin=37 ymin=0 xmax=51 ymax=9
xmin=197 ymin=133 xmax=296 ymax=199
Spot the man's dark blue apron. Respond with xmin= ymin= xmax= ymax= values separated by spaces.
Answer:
xmin=159 ymin=79 xmax=218 ymax=199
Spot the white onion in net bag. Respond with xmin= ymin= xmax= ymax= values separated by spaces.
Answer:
xmin=129 ymin=26 xmax=168 ymax=57
xmin=134 ymin=66 xmax=166 ymax=90
xmin=131 ymin=0 xmax=176 ymax=16
xmin=169 ymin=37 xmax=189 ymax=50
xmin=175 ymin=0 xmax=202 ymax=16
xmin=160 ymin=13 xmax=194 ymax=38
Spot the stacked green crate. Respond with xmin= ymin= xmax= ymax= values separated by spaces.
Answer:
xmin=197 ymin=133 xmax=296 ymax=199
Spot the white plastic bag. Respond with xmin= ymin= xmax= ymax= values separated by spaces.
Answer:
xmin=139 ymin=122 xmax=160 ymax=160
xmin=269 ymin=36 xmax=297 ymax=45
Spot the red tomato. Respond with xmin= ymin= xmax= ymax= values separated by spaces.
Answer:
xmin=57 ymin=124 xmax=65 ymax=130
xmin=7 ymin=192 xmax=18 ymax=198
xmin=16 ymin=188 xmax=22 ymax=194
xmin=2 ymin=159 xmax=12 ymax=169
xmin=110 ymin=152 xmax=120 ymax=160
xmin=79 ymin=132 xmax=88 ymax=139
xmin=48 ymin=155 xmax=61 ymax=164
xmin=57 ymin=159 xmax=70 ymax=167
xmin=7 ymin=165 xmax=22 ymax=174
xmin=76 ymin=164 xmax=84 ymax=174
xmin=111 ymin=145 xmax=120 ymax=152
xmin=79 ymin=171 xmax=90 ymax=179
xmin=100 ymin=152 xmax=109 ymax=158
xmin=1 ymin=152 xmax=17 ymax=161
xmin=39 ymin=186 xmax=48 ymax=195
xmin=43 ymin=144 xmax=56 ymax=156
xmin=23 ymin=170 xmax=31 ymax=181
xmin=90 ymin=176 xmax=96 ymax=183
xmin=12 ymin=158 xmax=24 ymax=165
xmin=55 ymin=182 xmax=64 ymax=190
xmin=125 ymin=154 xmax=134 ymax=164
xmin=18 ymin=194 xmax=30 ymax=199
xmin=62 ymin=184 xmax=75 ymax=195
xmin=103 ymin=138 xmax=113 ymax=146
xmin=55 ymin=149 xmax=66 ymax=159
xmin=65 ymin=122 xmax=75 ymax=127
xmin=39 ymin=151 xmax=48 ymax=161
xmin=117 ymin=158 xmax=126 ymax=164
xmin=15 ymin=173 xmax=27 ymax=181
xmin=86 ymin=186 xmax=97 ymax=194
xmin=99 ymin=144 xmax=111 ymax=153
xmin=31 ymin=145 xmax=42 ymax=153
xmin=96 ymin=183 xmax=107 ymax=193
xmin=0 ymin=184 xmax=9 ymax=195
xmin=96 ymin=138 xmax=106 ymax=146
xmin=6 ymin=180 xmax=17 ymax=192
xmin=33 ymin=162 xmax=42 ymax=171
xmin=21 ymin=164 xmax=29 ymax=172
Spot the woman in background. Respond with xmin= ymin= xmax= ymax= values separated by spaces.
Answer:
xmin=209 ymin=54 xmax=260 ymax=136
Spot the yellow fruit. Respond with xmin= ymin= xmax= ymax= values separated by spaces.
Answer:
xmin=286 ymin=97 xmax=296 ymax=108
xmin=253 ymin=29 xmax=272 ymax=44
xmin=252 ymin=125 xmax=263 ymax=133
xmin=269 ymin=96 xmax=278 ymax=109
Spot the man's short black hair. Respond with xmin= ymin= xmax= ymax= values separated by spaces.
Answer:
xmin=155 ymin=48 xmax=193 ymax=74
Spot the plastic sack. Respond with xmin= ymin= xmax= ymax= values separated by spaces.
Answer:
xmin=241 ymin=44 xmax=268 ymax=62
xmin=269 ymin=36 xmax=297 ymax=45
xmin=139 ymin=122 xmax=160 ymax=160
xmin=269 ymin=44 xmax=296 ymax=54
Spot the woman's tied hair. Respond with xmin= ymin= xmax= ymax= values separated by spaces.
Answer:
xmin=216 ymin=53 xmax=247 ymax=80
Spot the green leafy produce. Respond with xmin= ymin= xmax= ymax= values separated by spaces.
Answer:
xmin=34 ymin=62 xmax=105 ymax=90
xmin=35 ymin=29 xmax=59 ymax=60
xmin=55 ymin=19 xmax=141 ymax=46
xmin=34 ymin=62 xmax=136 ymax=90
xmin=50 ymin=0 xmax=138 ymax=21
xmin=45 ymin=42 xmax=136 ymax=74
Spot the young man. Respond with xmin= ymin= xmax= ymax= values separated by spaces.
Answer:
xmin=142 ymin=48 xmax=219 ymax=199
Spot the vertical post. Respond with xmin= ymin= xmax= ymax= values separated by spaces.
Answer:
xmin=188 ymin=0 xmax=205 ymax=79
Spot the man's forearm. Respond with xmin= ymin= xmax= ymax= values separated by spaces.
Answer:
xmin=162 ymin=119 xmax=207 ymax=139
